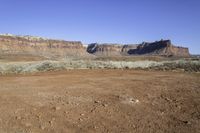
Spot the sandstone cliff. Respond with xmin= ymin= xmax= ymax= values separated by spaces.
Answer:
xmin=0 ymin=34 xmax=190 ymax=59
xmin=0 ymin=34 xmax=89 ymax=59
xmin=87 ymin=43 xmax=123 ymax=56
xmin=87 ymin=40 xmax=190 ymax=57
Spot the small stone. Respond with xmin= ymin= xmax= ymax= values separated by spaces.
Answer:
xmin=129 ymin=98 xmax=139 ymax=104
xmin=182 ymin=120 xmax=191 ymax=125
xmin=53 ymin=106 xmax=61 ymax=111
xmin=94 ymin=100 xmax=100 ymax=104
xmin=102 ymin=104 xmax=108 ymax=107
xmin=94 ymin=126 xmax=97 ymax=129
xmin=78 ymin=118 xmax=83 ymax=121
xmin=64 ymin=111 xmax=68 ymax=114
xmin=161 ymin=112 xmax=165 ymax=115
xmin=135 ymin=99 xmax=139 ymax=103
xmin=36 ymin=115 xmax=42 ymax=121
xmin=80 ymin=113 xmax=85 ymax=116
xmin=39 ymin=125 xmax=45 ymax=130
xmin=16 ymin=116 xmax=21 ymax=120
xmin=49 ymin=120 xmax=53 ymax=125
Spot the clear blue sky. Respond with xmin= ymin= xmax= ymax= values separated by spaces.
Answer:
xmin=0 ymin=0 xmax=199 ymax=54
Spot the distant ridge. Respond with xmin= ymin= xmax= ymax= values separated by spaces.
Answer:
xmin=0 ymin=34 xmax=190 ymax=58
xmin=87 ymin=40 xmax=190 ymax=57
xmin=0 ymin=34 xmax=89 ymax=59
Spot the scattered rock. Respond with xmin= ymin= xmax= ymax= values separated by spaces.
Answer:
xmin=16 ymin=116 xmax=21 ymax=120
xmin=120 ymin=95 xmax=140 ymax=105
xmin=52 ymin=106 xmax=61 ymax=111
xmin=94 ymin=100 xmax=100 ymax=104
xmin=129 ymin=98 xmax=139 ymax=104
xmin=39 ymin=125 xmax=45 ymax=130
xmin=78 ymin=118 xmax=83 ymax=121
xmin=36 ymin=114 xmax=42 ymax=120
xmin=64 ymin=111 xmax=68 ymax=114
xmin=182 ymin=120 xmax=191 ymax=125
xmin=125 ymin=97 xmax=140 ymax=104
xmin=102 ymin=103 xmax=108 ymax=107
xmin=49 ymin=120 xmax=53 ymax=125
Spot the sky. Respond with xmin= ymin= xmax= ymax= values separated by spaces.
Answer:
xmin=0 ymin=0 xmax=200 ymax=54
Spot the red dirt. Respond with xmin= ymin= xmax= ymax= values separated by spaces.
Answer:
xmin=0 ymin=70 xmax=199 ymax=133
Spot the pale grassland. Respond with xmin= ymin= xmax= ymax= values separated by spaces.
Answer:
xmin=0 ymin=59 xmax=200 ymax=74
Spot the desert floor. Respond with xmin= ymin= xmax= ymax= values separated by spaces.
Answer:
xmin=0 ymin=70 xmax=199 ymax=133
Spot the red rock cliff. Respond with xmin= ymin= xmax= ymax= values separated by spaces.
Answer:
xmin=87 ymin=40 xmax=190 ymax=57
xmin=0 ymin=34 xmax=89 ymax=58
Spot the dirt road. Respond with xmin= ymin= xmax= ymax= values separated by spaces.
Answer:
xmin=0 ymin=70 xmax=199 ymax=133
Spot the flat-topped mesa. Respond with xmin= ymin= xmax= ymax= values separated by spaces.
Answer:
xmin=0 ymin=34 xmax=190 ymax=58
xmin=87 ymin=40 xmax=190 ymax=57
xmin=87 ymin=43 xmax=123 ymax=56
xmin=0 ymin=34 xmax=89 ymax=58
xmin=130 ymin=40 xmax=190 ymax=57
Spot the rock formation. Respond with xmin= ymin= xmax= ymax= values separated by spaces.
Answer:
xmin=0 ymin=34 xmax=190 ymax=58
xmin=87 ymin=43 xmax=123 ymax=56
xmin=0 ymin=34 xmax=90 ymax=59
xmin=87 ymin=40 xmax=190 ymax=57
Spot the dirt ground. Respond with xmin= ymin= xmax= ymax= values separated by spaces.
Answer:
xmin=0 ymin=70 xmax=199 ymax=133
xmin=0 ymin=54 xmax=45 ymax=62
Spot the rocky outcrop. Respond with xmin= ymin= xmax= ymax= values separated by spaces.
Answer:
xmin=87 ymin=40 xmax=190 ymax=57
xmin=121 ymin=44 xmax=138 ymax=55
xmin=0 ymin=34 xmax=90 ymax=59
xmin=0 ymin=34 xmax=190 ymax=58
xmin=87 ymin=43 xmax=123 ymax=56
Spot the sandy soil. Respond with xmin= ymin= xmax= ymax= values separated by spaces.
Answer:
xmin=0 ymin=54 xmax=45 ymax=62
xmin=0 ymin=70 xmax=199 ymax=133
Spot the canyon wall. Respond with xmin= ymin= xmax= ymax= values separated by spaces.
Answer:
xmin=87 ymin=43 xmax=123 ymax=56
xmin=87 ymin=40 xmax=190 ymax=57
xmin=0 ymin=34 xmax=90 ymax=59
xmin=0 ymin=34 xmax=190 ymax=58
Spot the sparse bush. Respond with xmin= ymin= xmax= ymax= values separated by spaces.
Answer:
xmin=0 ymin=59 xmax=199 ymax=75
